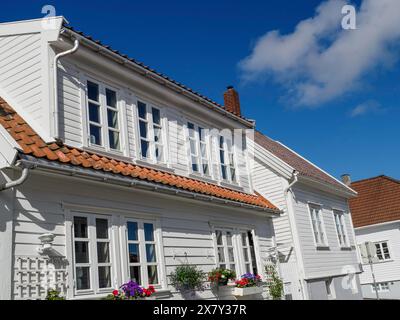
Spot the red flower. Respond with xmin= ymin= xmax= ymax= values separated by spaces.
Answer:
xmin=148 ymin=286 xmax=155 ymax=293
xmin=112 ymin=290 xmax=119 ymax=296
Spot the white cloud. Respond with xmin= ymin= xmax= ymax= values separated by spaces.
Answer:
xmin=350 ymin=100 xmax=386 ymax=117
xmin=239 ymin=0 xmax=400 ymax=107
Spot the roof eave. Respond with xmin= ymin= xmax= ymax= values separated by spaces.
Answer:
xmin=298 ymin=175 xmax=358 ymax=198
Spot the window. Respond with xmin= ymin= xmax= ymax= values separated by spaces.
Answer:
xmin=372 ymin=282 xmax=390 ymax=292
xmin=215 ymin=230 xmax=236 ymax=272
xmin=126 ymin=220 xmax=160 ymax=286
xmin=375 ymin=242 xmax=391 ymax=261
xmin=137 ymin=101 xmax=164 ymax=162
xmin=187 ymin=122 xmax=210 ymax=175
xmin=219 ymin=135 xmax=237 ymax=183
xmin=72 ymin=215 xmax=113 ymax=293
xmin=309 ymin=204 xmax=327 ymax=247
xmin=333 ymin=210 xmax=348 ymax=247
xmin=87 ymin=81 xmax=121 ymax=151
xmin=241 ymin=231 xmax=258 ymax=275
xmin=214 ymin=228 xmax=259 ymax=276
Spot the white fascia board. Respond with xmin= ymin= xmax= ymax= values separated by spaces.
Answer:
xmin=355 ymin=220 xmax=400 ymax=231
xmin=275 ymin=140 xmax=357 ymax=196
xmin=250 ymin=140 xmax=294 ymax=179
xmin=297 ymin=175 xmax=357 ymax=198
xmin=0 ymin=16 xmax=63 ymax=39
xmin=0 ymin=125 xmax=20 ymax=169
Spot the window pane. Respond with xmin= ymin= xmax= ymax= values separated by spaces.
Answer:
xmin=88 ymin=81 xmax=99 ymax=102
xmin=74 ymin=217 xmax=88 ymax=238
xmin=89 ymin=103 xmax=100 ymax=123
xmin=109 ymin=130 xmax=120 ymax=150
xmin=152 ymin=108 xmax=161 ymax=125
xmin=107 ymin=109 xmax=118 ymax=129
xmin=200 ymin=143 xmax=207 ymax=157
xmin=241 ymin=233 xmax=247 ymax=246
xmin=230 ymin=168 xmax=236 ymax=181
xmin=130 ymin=266 xmax=141 ymax=284
xmin=218 ymin=247 xmax=225 ymax=262
xmin=89 ymin=125 xmax=102 ymax=145
xmin=198 ymin=128 xmax=205 ymax=141
xmin=139 ymin=120 xmax=148 ymax=138
xmin=138 ymin=101 xmax=147 ymax=119
xmin=97 ymin=242 xmax=110 ymax=263
xmin=129 ymin=244 xmax=140 ymax=263
xmin=155 ymin=145 xmax=163 ymax=162
xmin=190 ymin=140 xmax=197 ymax=154
xmin=243 ymin=248 xmax=249 ymax=262
xmin=221 ymin=165 xmax=227 ymax=180
xmin=106 ymin=89 xmax=116 ymax=108
xmin=226 ymin=232 xmax=232 ymax=246
xmin=147 ymin=266 xmax=158 ymax=285
xmin=96 ymin=219 xmax=108 ymax=239
xmin=127 ymin=222 xmax=138 ymax=241
xmin=75 ymin=242 xmax=89 ymax=263
xmin=202 ymin=163 xmax=209 ymax=175
xmin=216 ymin=230 xmax=223 ymax=245
xmin=154 ymin=127 xmax=161 ymax=142
xmin=141 ymin=141 xmax=149 ymax=158
xmin=228 ymin=248 xmax=235 ymax=262
xmin=219 ymin=264 xmax=226 ymax=270
xmin=76 ymin=267 xmax=90 ymax=290
xmin=146 ymin=244 xmax=157 ymax=262
xmin=219 ymin=136 xmax=224 ymax=148
xmin=98 ymin=266 xmax=111 ymax=288
xmin=220 ymin=150 xmax=225 ymax=164
xmin=144 ymin=223 xmax=154 ymax=241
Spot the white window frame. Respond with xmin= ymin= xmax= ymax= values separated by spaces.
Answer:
xmin=333 ymin=209 xmax=349 ymax=248
xmin=218 ymin=134 xmax=238 ymax=184
xmin=123 ymin=218 xmax=163 ymax=287
xmin=212 ymin=226 xmax=260 ymax=277
xmin=84 ymin=78 xmax=124 ymax=153
xmin=308 ymin=204 xmax=329 ymax=248
xmin=135 ymin=99 xmax=166 ymax=164
xmin=70 ymin=212 xmax=114 ymax=296
xmin=187 ymin=122 xmax=211 ymax=177
xmin=374 ymin=241 xmax=391 ymax=261
xmin=372 ymin=282 xmax=390 ymax=292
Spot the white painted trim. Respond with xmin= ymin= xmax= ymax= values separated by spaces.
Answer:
xmin=355 ymin=220 xmax=400 ymax=230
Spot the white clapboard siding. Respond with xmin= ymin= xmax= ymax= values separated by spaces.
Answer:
xmin=0 ymin=33 xmax=44 ymax=123
xmin=356 ymin=223 xmax=400 ymax=284
xmin=291 ymin=183 xmax=359 ymax=278
xmin=125 ymin=94 xmax=137 ymax=158
xmin=57 ymin=63 xmax=83 ymax=146
xmin=235 ymin=140 xmax=251 ymax=192
xmin=252 ymin=159 xmax=295 ymax=259
xmin=10 ymin=172 xmax=275 ymax=300
xmin=166 ymin=108 xmax=188 ymax=173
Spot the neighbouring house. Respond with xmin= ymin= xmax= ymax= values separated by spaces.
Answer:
xmin=0 ymin=17 xmax=281 ymax=300
xmin=349 ymin=175 xmax=400 ymax=300
xmin=248 ymin=133 xmax=363 ymax=300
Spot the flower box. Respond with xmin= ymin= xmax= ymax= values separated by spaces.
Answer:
xmin=233 ymin=286 xmax=263 ymax=297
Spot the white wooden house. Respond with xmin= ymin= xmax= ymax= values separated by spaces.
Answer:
xmin=0 ymin=17 xmax=281 ymax=300
xmin=249 ymin=132 xmax=363 ymax=300
xmin=349 ymin=175 xmax=400 ymax=300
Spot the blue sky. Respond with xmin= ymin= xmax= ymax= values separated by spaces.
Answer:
xmin=1 ymin=0 xmax=399 ymax=182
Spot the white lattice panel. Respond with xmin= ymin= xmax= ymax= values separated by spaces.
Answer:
xmin=13 ymin=256 xmax=68 ymax=300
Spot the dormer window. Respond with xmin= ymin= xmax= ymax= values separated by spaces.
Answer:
xmin=188 ymin=122 xmax=210 ymax=176
xmin=219 ymin=135 xmax=237 ymax=183
xmin=87 ymin=80 xmax=121 ymax=151
xmin=137 ymin=101 xmax=164 ymax=163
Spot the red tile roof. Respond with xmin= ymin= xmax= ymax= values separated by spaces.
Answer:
xmin=255 ymin=131 xmax=352 ymax=194
xmin=0 ymin=97 xmax=278 ymax=211
xmin=349 ymin=175 xmax=400 ymax=228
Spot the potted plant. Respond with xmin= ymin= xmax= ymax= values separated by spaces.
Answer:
xmin=265 ymin=265 xmax=284 ymax=300
xmin=208 ymin=268 xmax=236 ymax=286
xmin=169 ymin=264 xmax=205 ymax=299
xmin=45 ymin=289 xmax=65 ymax=300
xmin=105 ymin=280 xmax=156 ymax=300
xmin=233 ymin=273 xmax=263 ymax=297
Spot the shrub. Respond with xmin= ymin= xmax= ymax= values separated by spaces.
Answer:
xmin=265 ymin=264 xmax=284 ymax=300
xmin=45 ymin=289 xmax=65 ymax=300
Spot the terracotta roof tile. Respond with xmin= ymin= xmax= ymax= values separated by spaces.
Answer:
xmin=0 ymin=97 xmax=278 ymax=211
xmin=349 ymin=176 xmax=400 ymax=228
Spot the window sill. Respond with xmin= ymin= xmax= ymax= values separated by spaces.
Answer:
xmin=315 ymin=245 xmax=330 ymax=251
xmin=220 ymin=181 xmax=244 ymax=192
xmin=135 ymin=159 xmax=175 ymax=173
xmin=340 ymin=246 xmax=353 ymax=251
xmin=82 ymin=146 xmax=131 ymax=162
xmin=188 ymin=173 xmax=216 ymax=184
xmin=363 ymin=259 xmax=394 ymax=265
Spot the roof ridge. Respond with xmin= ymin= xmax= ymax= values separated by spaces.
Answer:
xmin=351 ymin=175 xmax=399 ymax=185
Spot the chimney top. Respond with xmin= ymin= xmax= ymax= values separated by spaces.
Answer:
xmin=223 ymin=86 xmax=241 ymax=116
xmin=341 ymin=174 xmax=352 ymax=186
xmin=227 ymin=85 xmax=234 ymax=90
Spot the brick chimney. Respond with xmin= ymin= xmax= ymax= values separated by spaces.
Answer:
xmin=224 ymin=86 xmax=241 ymax=116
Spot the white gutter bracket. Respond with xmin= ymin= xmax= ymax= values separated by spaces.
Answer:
xmin=53 ymin=38 xmax=80 ymax=140
xmin=284 ymin=170 xmax=299 ymax=194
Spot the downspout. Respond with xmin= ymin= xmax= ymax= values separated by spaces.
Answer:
xmin=53 ymin=39 xmax=80 ymax=140
xmin=0 ymin=166 xmax=30 ymax=192
xmin=283 ymin=170 xmax=308 ymax=299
